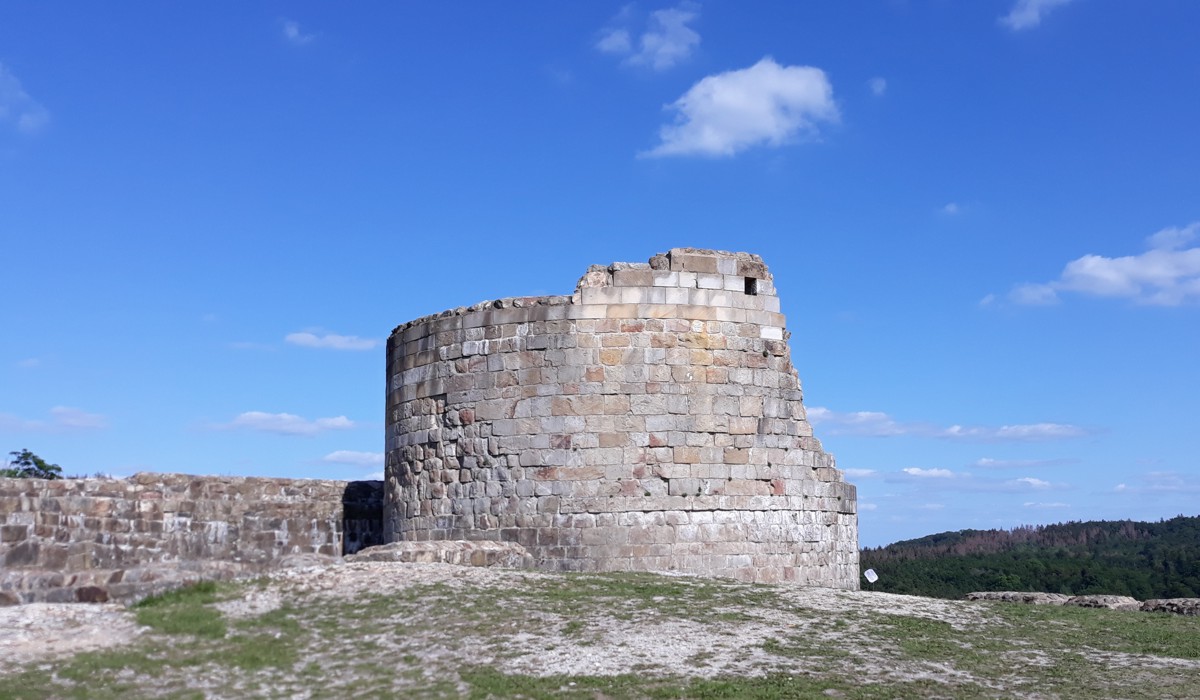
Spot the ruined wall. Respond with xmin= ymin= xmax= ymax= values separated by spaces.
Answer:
xmin=0 ymin=473 xmax=383 ymax=603
xmin=385 ymin=248 xmax=858 ymax=588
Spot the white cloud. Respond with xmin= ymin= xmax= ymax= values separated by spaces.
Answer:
xmin=941 ymin=423 xmax=1089 ymax=441
xmin=285 ymin=332 xmax=378 ymax=351
xmin=843 ymin=468 xmax=878 ymax=478
xmin=917 ymin=503 xmax=945 ymax=510
xmin=16 ymin=358 xmax=40 ymax=369
xmin=282 ymin=19 xmax=315 ymax=46
xmin=859 ymin=502 xmax=878 ymax=511
xmin=49 ymin=406 xmax=109 ymax=430
xmin=941 ymin=202 xmax=961 ymax=215
xmin=1009 ymin=282 xmax=1060 ymax=305
xmin=1024 ymin=501 xmax=1070 ymax=509
xmin=972 ymin=457 xmax=1075 ymax=469
xmin=1008 ymin=222 xmax=1200 ymax=306
xmin=0 ymin=62 xmax=50 ymax=134
xmin=809 ymin=406 xmax=1088 ymax=442
xmin=806 ymin=407 xmax=906 ymax=436
xmin=596 ymin=3 xmax=700 ymax=71
xmin=596 ymin=28 xmax=633 ymax=55
xmin=1000 ymin=0 xmax=1073 ymax=31
xmin=0 ymin=406 xmax=108 ymax=432
xmin=361 ymin=471 xmax=385 ymax=481
xmin=1115 ymin=471 xmax=1200 ymax=495
xmin=868 ymin=77 xmax=887 ymax=97
xmin=223 ymin=411 xmax=355 ymax=436
xmin=1011 ymin=476 xmax=1051 ymax=489
xmin=903 ymin=467 xmax=956 ymax=478
xmin=321 ymin=450 xmax=383 ymax=467
xmin=643 ymin=57 xmax=838 ymax=158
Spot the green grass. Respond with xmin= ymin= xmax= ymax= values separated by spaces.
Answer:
xmin=131 ymin=581 xmax=230 ymax=638
xmin=2 ymin=570 xmax=1199 ymax=699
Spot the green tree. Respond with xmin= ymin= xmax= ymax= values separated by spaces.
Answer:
xmin=2 ymin=449 xmax=63 ymax=479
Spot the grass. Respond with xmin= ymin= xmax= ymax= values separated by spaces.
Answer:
xmin=131 ymin=581 xmax=230 ymax=638
xmin=1 ymin=569 xmax=1198 ymax=699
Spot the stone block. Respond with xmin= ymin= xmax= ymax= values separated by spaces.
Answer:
xmin=669 ymin=252 xmax=719 ymax=274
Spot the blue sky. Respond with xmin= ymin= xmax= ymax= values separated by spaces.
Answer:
xmin=2 ymin=1 xmax=1197 ymax=547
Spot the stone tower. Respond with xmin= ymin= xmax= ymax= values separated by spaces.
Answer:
xmin=384 ymin=248 xmax=858 ymax=588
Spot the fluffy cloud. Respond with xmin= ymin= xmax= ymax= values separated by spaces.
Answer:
xmin=0 ymin=406 xmax=108 ymax=432
xmin=808 ymin=406 xmax=1088 ymax=442
xmin=223 ymin=411 xmax=354 ymax=436
xmin=321 ymin=450 xmax=383 ymax=467
xmin=282 ymin=19 xmax=315 ymax=46
xmin=1009 ymin=222 xmax=1200 ymax=306
xmin=597 ymin=3 xmax=700 ymax=71
xmin=0 ymin=62 xmax=49 ymax=134
xmin=285 ymin=332 xmax=378 ymax=350
xmin=643 ymin=57 xmax=838 ymax=158
xmin=1000 ymin=0 xmax=1074 ymax=31
xmin=868 ymin=77 xmax=887 ymax=97
xmin=1024 ymin=501 xmax=1070 ymax=509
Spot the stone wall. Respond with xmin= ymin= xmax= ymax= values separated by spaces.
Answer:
xmin=0 ymin=473 xmax=383 ymax=603
xmin=385 ymin=248 xmax=859 ymax=588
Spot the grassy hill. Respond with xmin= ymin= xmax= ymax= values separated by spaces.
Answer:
xmin=859 ymin=515 xmax=1200 ymax=600
xmin=1 ymin=562 xmax=1199 ymax=699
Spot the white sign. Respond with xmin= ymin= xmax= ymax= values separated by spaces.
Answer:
xmin=863 ymin=568 xmax=879 ymax=583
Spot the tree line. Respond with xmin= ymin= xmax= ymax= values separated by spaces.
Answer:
xmin=859 ymin=516 xmax=1200 ymax=599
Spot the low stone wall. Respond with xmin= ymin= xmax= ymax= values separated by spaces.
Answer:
xmin=0 ymin=473 xmax=383 ymax=603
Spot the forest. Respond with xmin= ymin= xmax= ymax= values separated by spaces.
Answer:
xmin=858 ymin=515 xmax=1200 ymax=600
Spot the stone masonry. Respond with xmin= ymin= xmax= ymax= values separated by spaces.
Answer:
xmin=0 ymin=473 xmax=383 ymax=603
xmin=385 ymin=248 xmax=859 ymax=588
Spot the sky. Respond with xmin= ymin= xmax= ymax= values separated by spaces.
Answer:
xmin=2 ymin=1 xmax=1198 ymax=548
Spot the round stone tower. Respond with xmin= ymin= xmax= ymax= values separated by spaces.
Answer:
xmin=384 ymin=248 xmax=858 ymax=588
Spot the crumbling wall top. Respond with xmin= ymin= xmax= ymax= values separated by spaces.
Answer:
xmin=390 ymin=248 xmax=776 ymax=336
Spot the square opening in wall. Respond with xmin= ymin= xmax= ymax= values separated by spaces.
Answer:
xmin=744 ymin=277 xmax=758 ymax=295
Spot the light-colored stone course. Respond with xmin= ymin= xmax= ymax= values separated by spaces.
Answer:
xmin=385 ymin=249 xmax=859 ymax=588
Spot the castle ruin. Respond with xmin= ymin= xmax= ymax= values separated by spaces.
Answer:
xmin=1 ymin=248 xmax=859 ymax=604
xmin=386 ymin=248 xmax=859 ymax=588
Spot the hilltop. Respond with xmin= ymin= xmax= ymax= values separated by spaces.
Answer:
xmin=1 ymin=561 xmax=1198 ymax=698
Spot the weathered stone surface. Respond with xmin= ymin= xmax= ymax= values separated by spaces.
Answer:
xmin=965 ymin=592 xmax=1071 ymax=605
xmin=1066 ymin=595 xmax=1141 ymax=611
xmin=346 ymin=540 xmax=534 ymax=569
xmin=0 ymin=475 xmax=385 ymax=603
xmin=386 ymin=249 xmax=859 ymax=589
xmin=1141 ymin=598 xmax=1200 ymax=616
